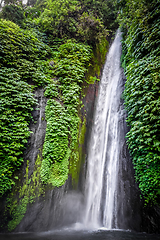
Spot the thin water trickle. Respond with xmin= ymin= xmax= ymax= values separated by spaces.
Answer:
xmin=84 ymin=30 xmax=122 ymax=229
xmin=32 ymin=94 xmax=43 ymax=161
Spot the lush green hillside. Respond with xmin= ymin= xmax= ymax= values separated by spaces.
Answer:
xmin=0 ymin=0 xmax=117 ymax=197
xmin=118 ymin=0 xmax=160 ymax=205
xmin=1 ymin=0 xmax=159 ymax=232
xmin=0 ymin=0 xmax=117 ymax=231
xmin=0 ymin=19 xmax=52 ymax=196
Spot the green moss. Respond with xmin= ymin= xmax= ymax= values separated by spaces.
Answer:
xmin=68 ymin=116 xmax=86 ymax=185
xmin=8 ymin=196 xmax=29 ymax=232
xmin=7 ymin=154 xmax=44 ymax=231
xmin=48 ymin=148 xmax=71 ymax=187
xmin=86 ymin=37 xmax=109 ymax=83
xmin=79 ymin=117 xmax=87 ymax=145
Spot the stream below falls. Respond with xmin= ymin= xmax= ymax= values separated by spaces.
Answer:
xmin=0 ymin=229 xmax=160 ymax=240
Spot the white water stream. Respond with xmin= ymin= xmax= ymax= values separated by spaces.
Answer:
xmin=84 ymin=30 xmax=122 ymax=229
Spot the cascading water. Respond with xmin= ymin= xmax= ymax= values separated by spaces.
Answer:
xmin=84 ymin=30 xmax=125 ymax=229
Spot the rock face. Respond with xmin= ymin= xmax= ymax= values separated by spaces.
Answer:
xmin=0 ymin=87 xmax=48 ymax=233
xmin=142 ymin=204 xmax=160 ymax=234
xmin=116 ymin=70 xmax=160 ymax=234
xmin=83 ymin=82 xmax=99 ymax=150
xmin=115 ymin=69 xmax=142 ymax=231
xmin=24 ymin=88 xmax=47 ymax=178
xmin=78 ymin=82 xmax=99 ymax=191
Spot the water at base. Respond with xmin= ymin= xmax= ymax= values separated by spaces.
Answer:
xmin=1 ymin=229 xmax=159 ymax=240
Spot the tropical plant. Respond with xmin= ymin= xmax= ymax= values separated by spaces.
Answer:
xmin=118 ymin=0 xmax=160 ymax=205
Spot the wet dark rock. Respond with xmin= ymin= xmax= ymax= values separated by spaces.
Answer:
xmin=142 ymin=204 xmax=160 ymax=234
xmin=78 ymin=81 xmax=99 ymax=192
xmin=115 ymin=68 xmax=142 ymax=231
xmin=83 ymin=82 xmax=99 ymax=153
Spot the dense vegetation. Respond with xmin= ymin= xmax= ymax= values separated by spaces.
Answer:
xmin=0 ymin=0 xmax=159 ymax=232
xmin=118 ymin=0 xmax=160 ymax=205
xmin=41 ymin=41 xmax=92 ymax=187
xmin=0 ymin=19 xmax=52 ymax=196
xmin=0 ymin=0 xmax=117 ymax=198
xmin=0 ymin=0 xmax=117 ymax=231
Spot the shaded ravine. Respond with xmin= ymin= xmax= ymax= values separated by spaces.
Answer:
xmin=14 ymin=31 xmax=142 ymax=232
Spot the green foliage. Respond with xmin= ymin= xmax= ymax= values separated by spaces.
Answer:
xmin=0 ymin=68 xmax=37 ymax=196
xmin=0 ymin=19 xmax=52 ymax=86
xmin=117 ymin=0 xmax=159 ymax=30
xmin=53 ymin=40 xmax=92 ymax=81
xmin=41 ymin=99 xmax=70 ymax=185
xmin=0 ymin=19 xmax=53 ymax=196
xmin=119 ymin=0 xmax=160 ymax=204
xmin=7 ymin=155 xmax=44 ymax=231
xmin=33 ymin=0 xmax=113 ymax=44
xmin=86 ymin=37 xmax=109 ymax=82
xmin=0 ymin=15 xmax=108 ymax=198
xmin=76 ymin=12 xmax=108 ymax=45
xmin=80 ymin=0 xmax=118 ymax=32
xmin=1 ymin=0 xmax=118 ymax=42
xmin=40 ymin=41 xmax=92 ymax=186
xmin=24 ymin=6 xmax=41 ymax=20
xmin=38 ymin=0 xmax=80 ymax=37
xmin=0 ymin=4 xmax=25 ymax=27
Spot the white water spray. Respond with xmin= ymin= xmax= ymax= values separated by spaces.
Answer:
xmin=84 ymin=30 xmax=122 ymax=229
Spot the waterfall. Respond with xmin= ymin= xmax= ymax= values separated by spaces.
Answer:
xmin=12 ymin=30 xmax=141 ymax=233
xmin=84 ymin=30 xmax=124 ymax=229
